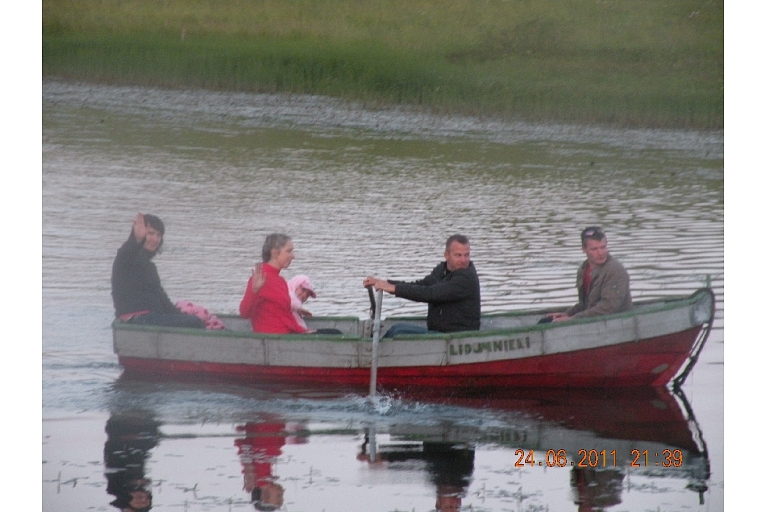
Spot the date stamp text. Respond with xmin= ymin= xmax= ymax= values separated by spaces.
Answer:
xmin=513 ymin=449 xmax=684 ymax=468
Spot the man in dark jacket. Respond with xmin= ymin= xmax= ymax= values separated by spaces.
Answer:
xmin=363 ymin=234 xmax=481 ymax=337
xmin=111 ymin=213 xmax=204 ymax=328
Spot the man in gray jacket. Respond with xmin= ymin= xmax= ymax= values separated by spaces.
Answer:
xmin=548 ymin=226 xmax=632 ymax=322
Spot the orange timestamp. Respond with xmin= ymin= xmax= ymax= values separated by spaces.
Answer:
xmin=513 ymin=448 xmax=684 ymax=468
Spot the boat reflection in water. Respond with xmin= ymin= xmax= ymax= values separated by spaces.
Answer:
xmin=361 ymin=386 xmax=708 ymax=511
xmin=103 ymin=384 xmax=709 ymax=511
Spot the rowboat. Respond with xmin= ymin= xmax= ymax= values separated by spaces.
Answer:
xmin=112 ymin=288 xmax=715 ymax=389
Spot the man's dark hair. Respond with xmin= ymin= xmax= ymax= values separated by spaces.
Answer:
xmin=580 ymin=226 xmax=606 ymax=247
xmin=262 ymin=233 xmax=292 ymax=263
xmin=445 ymin=234 xmax=470 ymax=251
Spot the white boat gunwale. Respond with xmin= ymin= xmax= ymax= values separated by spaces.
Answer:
xmin=112 ymin=315 xmax=365 ymax=341
xmin=111 ymin=288 xmax=714 ymax=341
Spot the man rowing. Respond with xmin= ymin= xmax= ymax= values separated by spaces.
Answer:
xmin=363 ymin=234 xmax=481 ymax=337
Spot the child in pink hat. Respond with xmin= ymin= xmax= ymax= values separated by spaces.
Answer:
xmin=287 ymin=275 xmax=316 ymax=330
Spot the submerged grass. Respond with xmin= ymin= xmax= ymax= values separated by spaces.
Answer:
xmin=43 ymin=0 xmax=723 ymax=129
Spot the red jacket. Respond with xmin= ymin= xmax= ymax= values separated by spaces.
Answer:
xmin=239 ymin=264 xmax=307 ymax=334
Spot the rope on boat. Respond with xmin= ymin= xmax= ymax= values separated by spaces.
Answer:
xmin=672 ymin=288 xmax=716 ymax=389
xmin=670 ymin=387 xmax=711 ymax=501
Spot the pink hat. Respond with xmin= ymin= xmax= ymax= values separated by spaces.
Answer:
xmin=288 ymin=275 xmax=316 ymax=298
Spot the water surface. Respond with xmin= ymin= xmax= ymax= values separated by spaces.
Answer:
xmin=42 ymin=79 xmax=723 ymax=511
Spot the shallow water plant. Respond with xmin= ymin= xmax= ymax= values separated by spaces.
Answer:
xmin=42 ymin=0 xmax=723 ymax=129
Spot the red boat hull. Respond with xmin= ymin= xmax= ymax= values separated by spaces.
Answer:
xmin=119 ymin=325 xmax=702 ymax=389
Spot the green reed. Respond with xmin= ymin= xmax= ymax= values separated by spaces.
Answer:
xmin=42 ymin=0 xmax=723 ymax=129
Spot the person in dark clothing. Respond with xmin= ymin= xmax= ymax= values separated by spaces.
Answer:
xmin=363 ymin=234 xmax=481 ymax=337
xmin=111 ymin=213 xmax=204 ymax=328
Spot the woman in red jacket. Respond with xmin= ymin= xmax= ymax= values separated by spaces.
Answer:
xmin=239 ymin=233 xmax=308 ymax=334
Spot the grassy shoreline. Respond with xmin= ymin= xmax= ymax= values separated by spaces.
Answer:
xmin=43 ymin=0 xmax=723 ymax=129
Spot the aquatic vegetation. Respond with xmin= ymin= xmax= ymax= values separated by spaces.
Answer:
xmin=42 ymin=0 xmax=722 ymax=129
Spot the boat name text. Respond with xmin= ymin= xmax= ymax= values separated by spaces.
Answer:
xmin=449 ymin=337 xmax=531 ymax=356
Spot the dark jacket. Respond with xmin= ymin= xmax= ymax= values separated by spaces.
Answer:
xmin=111 ymin=235 xmax=177 ymax=317
xmin=565 ymin=254 xmax=632 ymax=319
xmin=390 ymin=261 xmax=481 ymax=332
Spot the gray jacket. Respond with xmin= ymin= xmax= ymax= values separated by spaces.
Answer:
xmin=565 ymin=254 xmax=632 ymax=319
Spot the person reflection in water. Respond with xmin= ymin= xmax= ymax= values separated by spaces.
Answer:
xmin=570 ymin=467 xmax=624 ymax=511
xmin=425 ymin=443 xmax=474 ymax=512
xmin=357 ymin=437 xmax=474 ymax=511
xmin=235 ymin=417 xmax=306 ymax=511
xmin=103 ymin=413 xmax=160 ymax=512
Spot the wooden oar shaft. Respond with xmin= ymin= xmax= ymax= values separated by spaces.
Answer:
xmin=369 ymin=289 xmax=383 ymax=398
xmin=367 ymin=285 xmax=376 ymax=320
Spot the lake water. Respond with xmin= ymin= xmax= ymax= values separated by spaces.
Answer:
xmin=42 ymin=79 xmax=724 ymax=511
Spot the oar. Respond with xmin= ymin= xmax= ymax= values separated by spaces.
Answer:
xmin=368 ymin=287 xmax=384 ymax=398
xmin=367 ymin=285 xmax=376 ymax=320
